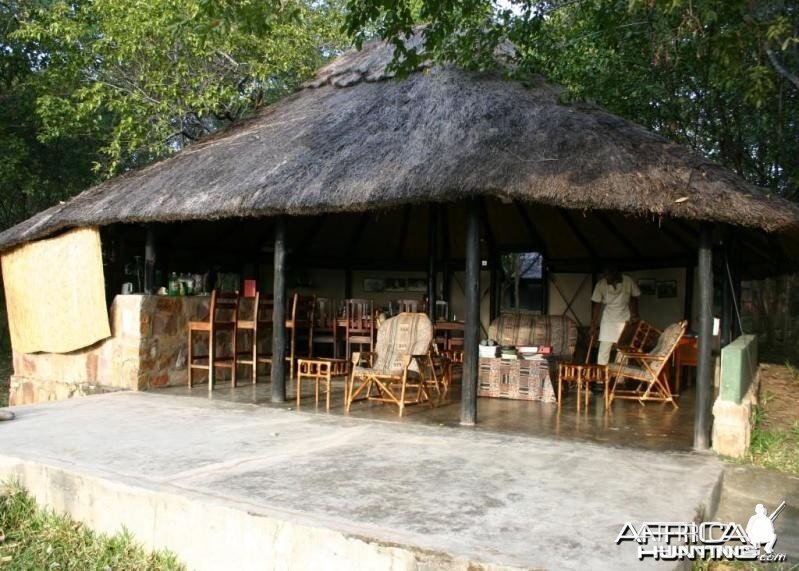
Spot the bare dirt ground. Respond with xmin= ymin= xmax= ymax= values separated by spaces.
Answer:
xmin=748 ymin=349 xmax=799 ymax=476
xmin=757 ymin=361 xmax=799 ymax=432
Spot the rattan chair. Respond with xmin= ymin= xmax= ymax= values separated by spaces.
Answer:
xmin=346 ymin=312 xmax=436 ymax=416
xmin=608 ymin=320 xmax=687 ymax=408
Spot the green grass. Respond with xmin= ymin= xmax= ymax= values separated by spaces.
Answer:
xmin=747 ymin=388 xmax=799 ymax=475
xmin=749 ymin=420 xmax=799 ymax=475
xmin=786 ymin=360 xmax=799 ymax=384
xmin=0 ymin=350 xmax=10 ymax=408
xmin=0 ymin=482 xmax=183 ymax=570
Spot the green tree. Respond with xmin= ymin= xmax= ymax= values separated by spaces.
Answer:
xmin=14 ymin=0 xmax=347 ymax=176
xmin=0 ymin=0 xmax=104 ymax=229
xmin=343 ymin=0 xmax=799 ymax=200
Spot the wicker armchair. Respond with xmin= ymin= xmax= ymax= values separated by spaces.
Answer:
xmin=608 ymin=320 xmax=687 ymax=408
xmin=346 ymin=312 xmax=437 ymax=416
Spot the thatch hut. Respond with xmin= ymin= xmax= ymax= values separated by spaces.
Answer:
xmin=1 ymin=35 xmax=797 ymax=449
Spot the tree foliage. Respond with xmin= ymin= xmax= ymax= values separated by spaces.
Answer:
xmin=0 ymin=0 xmax=346 ymax=229
xmin=344 ymin=0 xmax=799 ymax=200
xmin=0 ymin=0 xmax=104 ymax=229
xmin=14 ymin=0 xmax=347 ymax=175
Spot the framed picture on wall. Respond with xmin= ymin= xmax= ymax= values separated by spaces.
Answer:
xmin=407 ymin=278 xmax=427 ymax=292
xmin=363 ymin=278 xmax=385 ymax=293
xmin=656 ymin=280 xmax=678 ymax=299
xmin=637 ymin=278 xmax=656 ymax=296
xmin=384 ymin=277 xmax=406 ymax=292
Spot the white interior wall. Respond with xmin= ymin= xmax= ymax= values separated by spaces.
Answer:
xmin=548 ymin=273 xmax=593 ymax=326
xmin=547 ymin=268 xmax=690 ymax=330
xmin=258 ymin=265 xmax=692 ymax=337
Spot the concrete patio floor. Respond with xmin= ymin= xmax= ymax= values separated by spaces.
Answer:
xmin=160 ymin=376 xmax=697 ymax=451
xmin=0 ymin=392 xmax=722 ymax=570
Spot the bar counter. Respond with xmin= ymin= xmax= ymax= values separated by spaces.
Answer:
xmin=10 ymin=294 xmax=210 ymax=405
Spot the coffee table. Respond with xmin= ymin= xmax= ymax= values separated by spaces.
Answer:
xmin=477 ymin=356 xmax=557 ymax=402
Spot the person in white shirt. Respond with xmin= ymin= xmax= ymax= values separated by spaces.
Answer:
xmin=589 ymin=267 xmax=640 ymax=365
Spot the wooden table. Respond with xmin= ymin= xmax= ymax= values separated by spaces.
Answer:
xmin=673 ymin=336 xmax=698 ymax=394
xmin=434 ymin=320 xmax=464 ymax=350
xmin=478 ymin=356 xmax=557 ymax=402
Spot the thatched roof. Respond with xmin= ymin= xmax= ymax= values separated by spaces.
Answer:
xmin=1 ymin=34 xmax=798 ymax=254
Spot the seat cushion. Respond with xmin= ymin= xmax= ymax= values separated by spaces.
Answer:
xmin=488 ymin=312 xmax=578 ymax=361
xmin=607 ymin=362 xmax=647 ymax=379
xmin=352 ymin=365 xmax=421 ymax=380
xmin=372 ymin=313 xmax=433 ymax=374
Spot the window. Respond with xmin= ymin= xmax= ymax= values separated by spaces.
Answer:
xmin=499 ymin=252 xmax=546 ymax=313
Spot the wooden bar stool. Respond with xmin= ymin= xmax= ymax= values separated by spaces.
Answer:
xmin=236 ymin=291 xmax=260 ymax=386
xmin=296 ymin=358 xmax=349 ymax=410
xmin=257 ymin=293 xmax=315 ymax=381
xmin=287 ymin=294 xmax=316 ymax=380
xmin=557 ymin=335 xmax=608 ymax=411
xmin=255 ymin=294 xmax=275 ymax=379
xmin=188 ymin=290 xmax=239 ymax=392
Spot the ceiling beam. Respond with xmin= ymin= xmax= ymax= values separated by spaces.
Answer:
xmin=294 ymin=215 xmax=327 ymax=258
xmin=396 ymin=205 xmax=412 ymax=260
xmin=595 ymin=212 xmax=643 ymax=258
xmin=559 ymin=210 xmax=598 ymax=259
xmin=658 ymin=221 xmax=694 ymax=254
xmin=514 ymin=201 xmax=549 ymax=257
xmin=346 ymin=213 xmax=371 ymax=258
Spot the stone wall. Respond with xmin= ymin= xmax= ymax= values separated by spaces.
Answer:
xmin=712 ymin=335 xmax=759 ymax=459
xmin=9 ymin=295 xmax=210 ymax=405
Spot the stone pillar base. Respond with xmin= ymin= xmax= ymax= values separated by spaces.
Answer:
xmin=9 ymin=375 xmax=120 ymax=406
xmin=711 ymin=372 xmax=758 ymax=459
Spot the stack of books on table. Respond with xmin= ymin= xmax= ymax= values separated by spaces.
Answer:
xmin=479 ymin=345 xmax=499 ymax=358
xmin=499 ymin=347 xmax=518 ymax=360
xmin=517 ymin=346 xmax=553 ymax=359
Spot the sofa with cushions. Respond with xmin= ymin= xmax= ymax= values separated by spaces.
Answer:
xmin=487 ymin=312 xmax=579 ymax=361
xmin=480 ymin=312 xmax=578 ymax=401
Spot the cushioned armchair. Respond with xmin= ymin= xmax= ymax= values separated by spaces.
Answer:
xmin=608 ymin=320 xmax=686 ymax=408
xmin=346 ymin=312 xmax=438 ymax=416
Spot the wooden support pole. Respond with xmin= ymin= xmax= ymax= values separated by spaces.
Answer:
xmin=441 ymin=205 xmax=451 ymax=304
xmin=144 ymin=225 xmax=156 ymax=294
xmin=489 ymin=265 xmax=499 ymax=321
xmin=694 ymin=222 xmax=714 ymax=450
xmin=428 ymin=204 xmax=438 ymax=320
xmin=271 ymin=216 xmax=287 ymax=403
xmin=730 ymin=234 xmax=743 ymax=340
xmin=684 ymin=263 xmax=695 ymax=329
xmin=721 ymin=242 xmax=733 ymax=347
xmin=461 ymin=198 xmax=481 ymax=426
xmin=344 ymin=268 xmax=353 ymax=299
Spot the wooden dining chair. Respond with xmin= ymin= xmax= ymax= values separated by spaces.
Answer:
xmin=344 ymin=298 xmax=373 ymax=358
xmin=236 ymin=291 xmax=259 ymax=386
xmin=188 ymin=290 xmax=239 ymax=392
xmin=395 ymin=299 xmax=423 ymax=313
xmin=312 ymin=297 xmax=337 ymax=358
xmin=254 ymin=294 xmax=276 ymax=379
xmin=434 ymin=300 xmax=449 ymax=321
